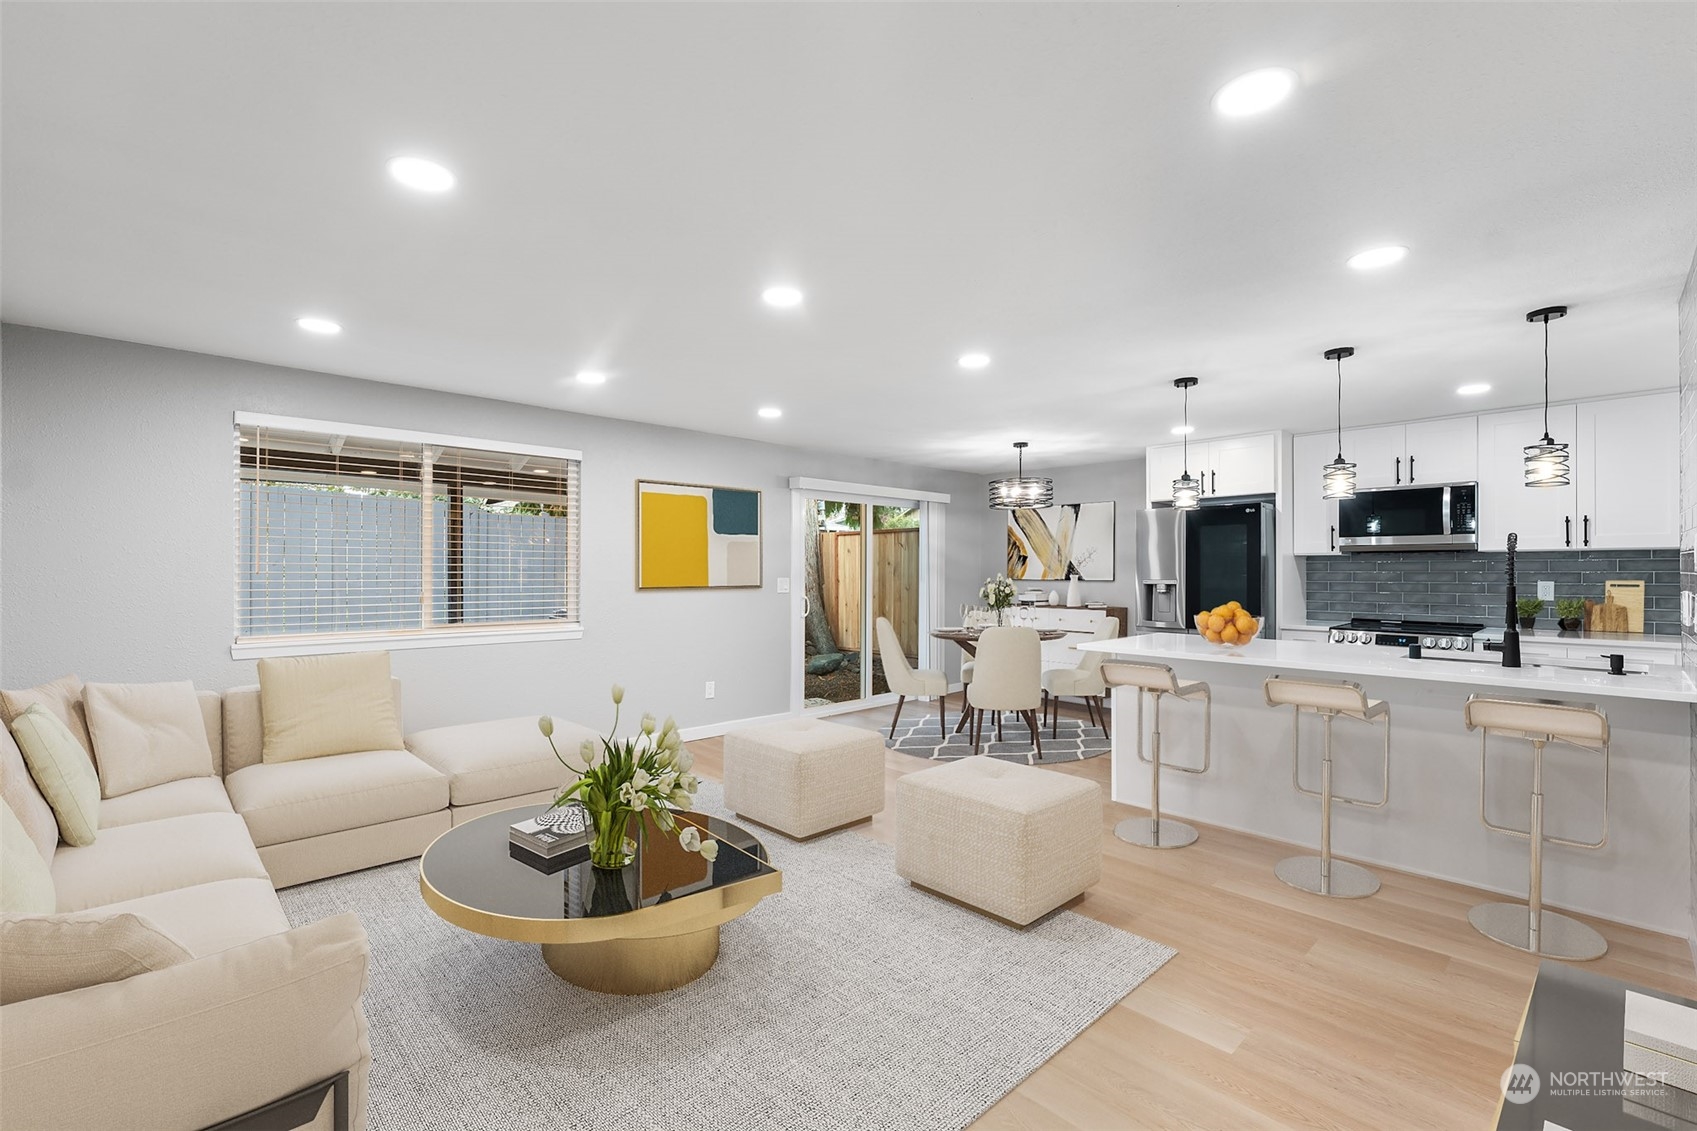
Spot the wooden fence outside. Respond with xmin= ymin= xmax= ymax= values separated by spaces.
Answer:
xmin=819 ymin=529 xmax=920 ymax=658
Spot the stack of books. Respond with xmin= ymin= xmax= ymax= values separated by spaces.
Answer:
xmin=509 ymin=806 xmax=590 ymax=873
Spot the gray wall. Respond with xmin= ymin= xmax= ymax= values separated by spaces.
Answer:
xmin=981 ymin=458 xmax=1146 ymax=613
xmin=0 ymin=325 xmax=990 ymax=731
xmin=1303 ymin=549 xmax=1682 ymax=635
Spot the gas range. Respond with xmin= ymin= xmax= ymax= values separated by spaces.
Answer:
xmin=1327 ymin=617 xmax=1485 ymax=652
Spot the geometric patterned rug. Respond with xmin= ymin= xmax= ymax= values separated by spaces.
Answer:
xmin=887 ymin=713 xmax=1110 ymax=763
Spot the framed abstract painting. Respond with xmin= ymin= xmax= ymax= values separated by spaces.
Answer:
xmin=636 ymin=480 xmax=763 ymax=589
xmin=1006 ymin=501 xmax=1114 ymax=581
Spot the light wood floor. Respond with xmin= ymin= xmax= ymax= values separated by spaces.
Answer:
xmin=688 ymin=703 xmax=1696 ymax=1131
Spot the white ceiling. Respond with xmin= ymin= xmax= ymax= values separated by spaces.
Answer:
xmin=3 ymin=3 xmax=1694 ymax=473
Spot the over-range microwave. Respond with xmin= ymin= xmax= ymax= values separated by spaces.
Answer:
xmin=1337 ymin=482 xmax=1478 ymax=552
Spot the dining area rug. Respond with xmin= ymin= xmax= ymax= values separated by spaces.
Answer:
xmin=887 ymin=713 xmax=1110 ymax=763
xmin=279 ymin=781 xmax=1172 ymax=1131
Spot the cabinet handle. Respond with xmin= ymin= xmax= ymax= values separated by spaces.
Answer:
xmin=1564 ymin=516 xmax=1572 ymax=548
xmin=1210 ymin=470 xmax=1217 ymax=495
xmin=1582 ymin=515 xmax=1590 ymax=547
xmin=1329 ymin=525 xmax=1336 ymax=553
xmin=1408 ymin=455 xmax=1415 ymax=483
xmin=1395 ymin=456 xmax=1401 ymax=485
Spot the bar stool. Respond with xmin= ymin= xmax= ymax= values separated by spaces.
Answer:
xmin=1263 ymin=676 xmax=1390 ymax=898
xmin=1464 ymin=695 xmax=1610 ymax=961
xmin=1101 ymin=661 xmax=1210 ymax=849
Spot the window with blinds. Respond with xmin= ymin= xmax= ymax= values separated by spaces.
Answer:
xmin=233 ymin=413 xmax=581 ymax=653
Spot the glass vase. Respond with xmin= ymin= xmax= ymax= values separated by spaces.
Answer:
xmin=588 ymin=804 xmax=636 ymax=869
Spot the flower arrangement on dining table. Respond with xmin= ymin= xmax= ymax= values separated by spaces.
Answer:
xmin=980 ymin=574 xmax=1016 ymax=612
xmin=538 ymin=684 xmax=716 ymax=870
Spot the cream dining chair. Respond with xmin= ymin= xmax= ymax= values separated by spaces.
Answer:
xmin=965 ymin=626 xmax=1043 ymax=760
xmin=1041 ymin=616 xmax=1119 ymax=738
xmin=876 ymin=616 xmax=950 ymax=740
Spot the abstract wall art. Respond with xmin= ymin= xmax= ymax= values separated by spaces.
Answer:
xmin=1007 ymin=501 xmax=1115 ymax=581
xmin=637 ymin=480 xmax=763 ymax=589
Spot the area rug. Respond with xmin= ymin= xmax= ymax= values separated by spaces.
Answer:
xmin=279 ymin=781 xmax=1172 ymax=1131
xmin=888 ymin=713 xmax=1110 ymax=763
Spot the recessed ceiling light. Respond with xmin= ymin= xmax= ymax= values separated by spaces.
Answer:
xmin=1456 ymin=383 xmax=1492 ymax=396
xmin=295 ymin=316 xmax=342 ymax=335
xmin=757 ymin=406 xmax=783 ymax=419
xmin=575 ymin=370 xmax=608 ymax=386
xmin=761 ymin=285 xmax=804 ymax=309
xmin=1347 ymin=245 xmax=1408 ymax=270
xmin=387 ymin=156 xmax=455 ymax=193
xmin=1171 ymin=425 xmax=1196 ymax=436
xmin=957 ymin=352 xmax=992 ymax=370
xmin=1212 ymin=68 xmax=1297 ymax=117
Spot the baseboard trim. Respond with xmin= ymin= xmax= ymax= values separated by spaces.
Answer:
xmin=678 ymin=712 xmax=793 ymax=742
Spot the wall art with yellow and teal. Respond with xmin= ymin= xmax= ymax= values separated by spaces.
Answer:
xmin=636 ymin=480 xmax=762 ymax=589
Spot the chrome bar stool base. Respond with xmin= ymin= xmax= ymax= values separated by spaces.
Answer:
xmin=1468 ymin=902 xmax=1607 ymax=961
xmin=1114 ymin=816 xmax=1199 ymax=850
xmin=1274 ymin=855 xmax=1380 ymax=899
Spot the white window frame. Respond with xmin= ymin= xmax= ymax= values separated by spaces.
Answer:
xmin=231 ymin=412 xmax=583 ymax=659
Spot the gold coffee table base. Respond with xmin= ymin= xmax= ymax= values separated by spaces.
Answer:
xmin=541 ymin=926 xmax=721 ymax=994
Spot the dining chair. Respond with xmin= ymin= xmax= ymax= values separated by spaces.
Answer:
xmin=965 ymin=627 xmax=1043 ymax=760
xmin=1041 ymin=616 xmax=1119 ymax=738
xmin=876 ymin=616 xmax=949 ymax=740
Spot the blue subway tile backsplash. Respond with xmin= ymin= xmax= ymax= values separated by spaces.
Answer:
xmin=1302 ymin=549 xmax=1680 ymax=635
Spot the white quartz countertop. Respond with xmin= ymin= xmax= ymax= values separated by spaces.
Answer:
xmin=1081 ymin=633 xmax=1697 ymax=704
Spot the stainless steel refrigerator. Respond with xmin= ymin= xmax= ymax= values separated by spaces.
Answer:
xmin=1134 ymin=502 xmax=1277 ymax=635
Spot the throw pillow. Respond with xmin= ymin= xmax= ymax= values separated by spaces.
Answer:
xmin=0 ymin=799 xmax=56 ymax=915
xmin=83 ymin=681 xmax=216 ymax=799
xmin=258 ymin=651 xmax=404 ymax=764
xmin=0 ymin=674 xmax=95 ymax=760
xmin=0 ymin=911 xmax=191 ymax=1005
xmin=9 ymin=705 xmax=100 ymax=846
xmin=0 ymin=725 xmax=59 ymax=863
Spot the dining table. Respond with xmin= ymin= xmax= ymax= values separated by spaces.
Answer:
xmin=931 ymin=626 xmax=1069 ymax=739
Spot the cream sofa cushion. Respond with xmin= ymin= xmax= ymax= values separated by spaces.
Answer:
xmin=258 ymin=652 xmax=404 ymax=764
xmin=50 ymin=812 xmax=270 ymax=912
xmin=406 ymin=715 xmax=595 ymax=806
xmin=0 ymin=911 xmax=191 ymax=1005
xmin=1 ymin=801 xmax=56 ymax=914
xmin=78 ymin=877 xmax=289 ymax=958
xmin=99 ymin=776 xmax=235 ymax=829
xmin=225 ymin=749 xmax=448 ymax=847
xmin=84 ymin=681 xmax=216 ymax=799
xmin=10 ymin=705 xmax=100 ymax=847
xmin=0 ymin=674 xmax=94 ymax=759
xmin=0 ymin=725 xmax=59 ymax=862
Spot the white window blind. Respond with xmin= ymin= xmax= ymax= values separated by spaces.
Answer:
xmin=233 ymin=414 xmax=581 ymax=653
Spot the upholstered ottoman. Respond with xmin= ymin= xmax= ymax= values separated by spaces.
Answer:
xmin=722 ymin=718 xmax=885 ymax=839
xmin=406 ymin=714 xmax=599 ymax=825
xmin=895 ymin=756 xmax=1102 ymax=925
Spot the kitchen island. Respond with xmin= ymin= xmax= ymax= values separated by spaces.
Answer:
xmin=1079 ymin=633 xmax=1694 ymax=935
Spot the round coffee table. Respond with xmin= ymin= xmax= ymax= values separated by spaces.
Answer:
xmin=419 ymin=806 xmax=781 ymax=995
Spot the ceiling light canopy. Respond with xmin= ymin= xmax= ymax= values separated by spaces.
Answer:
xmin=387 ymin=156 xmax=455 ymax=193
xmin=761 ymin=285 xmax=804 ymax=309
xmin=1523 ymin=306 xmax=1571 ymax=487
xmin=1456 ymin=383 xmax=1491 ymax=396
xmin=957 ymin=352 xmax=991 ymax=371
xmin=1347 ymin=245 xmax=1408 ymax=270
xmin=988 ymin=442 xmax=1054 ymax=509
xmin=574 ymin=370 xmax=608 ymax=386
xmin=1212 ymin=67 xmax=1297 ymax=117
xmin=1170 ymin=378 xmax=1203 ymax=509
xmin=295 ymin=316 xmax=342 ymax=335
xmin=1321 ymin=347 xmax=1358 ymax=500
xmin=757 ymin=405 xmax=783 ymax=419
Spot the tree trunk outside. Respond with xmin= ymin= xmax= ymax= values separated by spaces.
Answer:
xmin=802 ymin=501 xmax=838 ymax=656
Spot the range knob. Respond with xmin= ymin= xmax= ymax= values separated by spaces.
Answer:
xmin=1438 ymin=637 xmax=1454 ymax=650
xmin=1421 ymin=637 xmax=1436 ymax=648
xmin=1330 ymin=630 xmax=1344 ymax=643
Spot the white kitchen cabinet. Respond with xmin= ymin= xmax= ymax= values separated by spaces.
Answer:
xmin=1478 ymin=405 xmax=1579 ymax=552
xmin=1404 ymin=416 xmax=1477 ymax=483
xmin=1291 ymin=430 xmax=1341 ymax=555
xmin=1144 ymin=433 xmax=1277 ymax=506
xmin=1342 ymin=425 xmax=1406 ymax=489
xmin=1575 ymin=392 xmax=1678 ymax=550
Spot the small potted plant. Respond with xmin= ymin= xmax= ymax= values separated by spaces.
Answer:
xmin=1515 ymin=597 xmax=1545 ymax=630
xmin=1556 ymin=598 xmax=1586 ymax=632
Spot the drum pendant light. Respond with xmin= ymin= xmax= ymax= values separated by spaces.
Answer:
xmin=988 ymin=441 xmax=1054 ymax=508
xmin=1523 ymin=306 xmax=1570 ymax=487
xmin=1171 ymin=378 xmax=1203 ymax=509
xmin=1321 ymin=347 xmax=1357 ymax=500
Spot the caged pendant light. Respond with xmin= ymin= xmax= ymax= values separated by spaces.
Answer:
xmin=1523 ymin=306 xmax=1570 ymax=487
xmin=988 ymin=441 xmax=1054 ymax=509
xmin=1321 ymin=347 xmax=1357 ymax=500
xmin=1170 ymin=377 xmax=1203 ymax=508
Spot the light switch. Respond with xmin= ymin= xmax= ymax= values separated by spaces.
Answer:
xmin=776 ymin=577 xmax=790 ymax=593
xmin=1537 ymin=580 xmax=1554 ymax=601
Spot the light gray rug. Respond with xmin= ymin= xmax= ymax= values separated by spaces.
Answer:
xmin=279 ymin=781 xmax=1173 ymax=1131
xmin=889 ymin=714 xmax=1110 ymax=763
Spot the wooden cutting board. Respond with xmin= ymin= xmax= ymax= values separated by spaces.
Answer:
xmin=1605 ymin=580 xmax=1646 ymax=633
xmin=1585 ymin=595 xmax=1631 ymax=634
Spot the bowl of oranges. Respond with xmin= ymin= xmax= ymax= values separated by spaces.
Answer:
xmin=1195 ymin=602 xmax=1260 ymax=648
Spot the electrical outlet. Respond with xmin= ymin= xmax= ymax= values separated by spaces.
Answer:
xmin=704 ymin=681 xmax=715 ymax=699
xmin=776 ymin=577 xmax=790 ymax=593
xmin=1537 ymin=580 xmax=1554 ymax=601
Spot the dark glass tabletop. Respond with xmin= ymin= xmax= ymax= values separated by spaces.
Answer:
xmin=420 ymin=805 xmax=776 ymax=925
